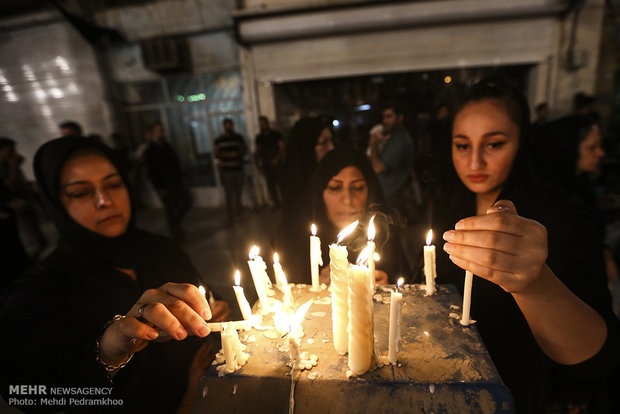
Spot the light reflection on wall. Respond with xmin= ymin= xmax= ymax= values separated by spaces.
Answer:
xmin=0 ymin=69 xmax=19 ymax=103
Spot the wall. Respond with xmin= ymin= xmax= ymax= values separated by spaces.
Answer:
xmin=0 ymin=14 xmax=112 ymax=179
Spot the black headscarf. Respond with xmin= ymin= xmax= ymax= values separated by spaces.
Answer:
xmin=274 ymin=148 xmax=405 ymax=282
xmin=532 ymin=115 xmax=598 ymax=189
xmin=281 ymin=117 xmax=331 ymax=209
xmin=33 ymin=136 xmax=156 ymax=269
xmin=307 ymin=147 xmax=389 ymax=251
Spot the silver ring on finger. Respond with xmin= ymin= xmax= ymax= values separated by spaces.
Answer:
xmin=136 ymin=303 xmax=148 ymax=321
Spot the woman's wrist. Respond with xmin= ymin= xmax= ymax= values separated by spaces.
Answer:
xmin=97 ymin=315 xmax=134 ymax=372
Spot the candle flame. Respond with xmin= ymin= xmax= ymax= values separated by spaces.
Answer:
xmin=368 ymin=215 xmax=376 ymax=241
xmin=426 ymin=229 xmax=433 ymax=246
xmin=337 ymin=220 xmax=359 ymax=243
xmin=234 ymin=270 xmax=240 ymax=286
xmin=198 ymin=285 xmax=206 ymax=295
xmin=292 ymin=300 xmax=313 ymax=329
xmin=274 ymin=252 xmax=280 ymax=264
xmin=397 ymin=277 xmax=404 ymax=288
xmin=356 ymin=245 xmax=373 ymax=265
xmin=311 ymin=223 xmax=317 ymax=236
xmin=249 ymin=245 xmax=260 ymax=259
xmin=374 ymin=252 xmax=381 ymax=262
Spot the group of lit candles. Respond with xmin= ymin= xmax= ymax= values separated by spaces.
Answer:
xmin=214 ymin=222 xmax=475 ymax=375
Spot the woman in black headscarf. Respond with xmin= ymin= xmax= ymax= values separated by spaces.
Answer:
xmin=274 ymin=148 xmax=407 ymax=285
xmin=432 ymin=78 xmax=618 ymax=413
xmin=532 ymin=115 xmax=604 ymax=205
xmin=280 ymin=117 xmax=334 ymax=211
xmin=0 ymin=137 xmax=230 ymax=413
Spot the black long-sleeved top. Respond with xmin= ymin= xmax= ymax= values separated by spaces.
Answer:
xmin=433 ymin=180 xmax=619 ymax=413
xmin=143 ymin=141 xmax=184 ymax=190
xmin=0 ymin=233 xmax=204 ymax=413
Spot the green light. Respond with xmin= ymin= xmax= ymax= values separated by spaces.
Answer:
xmin=176 ymin=95 xmax=184 ymax=102
xmin=198 ymin=93 xmax=206 ymax=100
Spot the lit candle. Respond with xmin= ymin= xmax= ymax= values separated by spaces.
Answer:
xmin=248 ymin=246 xmax=269 ymax=308
xmin=329 ymin=220 xmax=358 ymax=355
xmin=254 ymin=249 xmax=275 ymax=296
xmin=347 ymin=262 xmax=373 ymax=376
xmin=388 ymin=278 xmax=404 ymax=365
xmin=367 ymin=215 xmax=376 ymax=293
xmin=424 ymin=230 xmax=437 ymax=296
xmin=460 ymin=270 xmax=474 ymax=326
xmin=310 ymin=224 xmax=323 ymax=291
xmin=233 ymin=270 xmax=253 ymax=321
xmin=273 ymin=253 xmax=288 ymax=291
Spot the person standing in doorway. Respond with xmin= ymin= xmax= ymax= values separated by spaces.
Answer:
xmin=369 ymin=103 xmax=415 ymax=213
xmin=255 ymin=116 xmax=284 ymax=208
xmin=143 ymin=122 xmax=192 ymax=241
xmin=215 ymin=118 xmax=247 ymax=225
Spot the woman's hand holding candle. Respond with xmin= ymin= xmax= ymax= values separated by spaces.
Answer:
xmin=442 ymin=200 xmax=548 ymax=294
xmin=100 ymin=283 xmax=213 ymax=368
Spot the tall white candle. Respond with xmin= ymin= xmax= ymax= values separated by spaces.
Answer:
xmin=367 ymin=215 xmax=376 ymax=293
xmin=424 ymin=230 xmax=437 ymax=296
xmin=273 ymin=253 xmax=288 ymax=291
xmin=329 ymin=220 xmax=358 ymax=355
xmin=248 ymin=246 xmax=269 ymax=308
xmin=254 ymin=252 xmax=275 ymax=296
xmin=347 ymin=263 xmax=373 ymax=376
xmin=233 ymin=270 xmax=253 ymax=321
xmin=310 ymin=224 xmax=323 ymax=291
xmin=388 ymin=278 xmax=404 ymax=364
xmin=460 ymin=270 xmax=474 ymax=326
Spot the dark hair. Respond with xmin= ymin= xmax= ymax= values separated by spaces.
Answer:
xmin=0 ymin=137 xmax=16 ymax=151
xmin=258 ymin=115 xmax=268 ymax=123
xmin=223 ymin=118 xmax=233 ymax=125
xmin=532 ymin=115 xmax=599 ymax=181
xmin=382 ymin=102 xmax=405 ymax=118
xmin=59 ymin=121 xmax=83 ymax=136
xmin=535 ymin=102 xmax=548 ymax=112
xmin=455 ymin=77 xmax=530 ymax=136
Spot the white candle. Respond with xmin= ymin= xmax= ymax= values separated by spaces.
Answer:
xmin=273 ymin=252 xmax=288 ymax=291
xmin=460 ymin=270 xmax=474 ymax=326
xmin=254 ymin=252 xmax=274 ymax=296
xmin=367 ymin=215 xmax=376 ymax=293
xmin=206 ymin=320 xmax=251 ymax=332
xmin=347 ymin=263 xmax=373 ymax=375
xmin=310 ymin=224 xmax=323 ymax=291
xmin=329 ymin=220 xmax=358 ymax=355
xmin=221 ymin=323 xmax=236 ymax=371
xmin=233 ymin=270 xmax=253 ymax=321
xmin=283 ymin=283 xmax=295 ymax=310
xmin=424 ymin=230 xmax=437 ymax=296
xmin=248 ymin=246 xmax=269 ymax=307
xmin=388 ymin=278 xmax=404 ymax=365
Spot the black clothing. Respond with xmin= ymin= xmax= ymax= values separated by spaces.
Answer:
xmin=433 ymin=176 xmax=619 ymax=413
xmin=281 ymin=117 xmax=330 ymax=211
xmin=0 ymin=185 xmax=32 ymax=293
xmin=142 ymin=141 xmax=191 ymax=239
xmin=256 ymin=129 xmax=283 ymax=206
xmin=255 ymin=129 xmax=283 ymax=167
xmin=215 ymin=133 xmax=246 ymax=171
xmin=143 ymin=141 xmax=184 ymax=191
xmin=275 ymin=148 xmax=407 ymax=284
xmin=0 ymin=137 xmax=205 ymax=413
xmin=0 ymin=235 xmax=203 ymax=413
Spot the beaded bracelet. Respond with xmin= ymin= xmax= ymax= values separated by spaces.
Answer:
xmin=96 ymin=315 xmax=134 ymax=372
